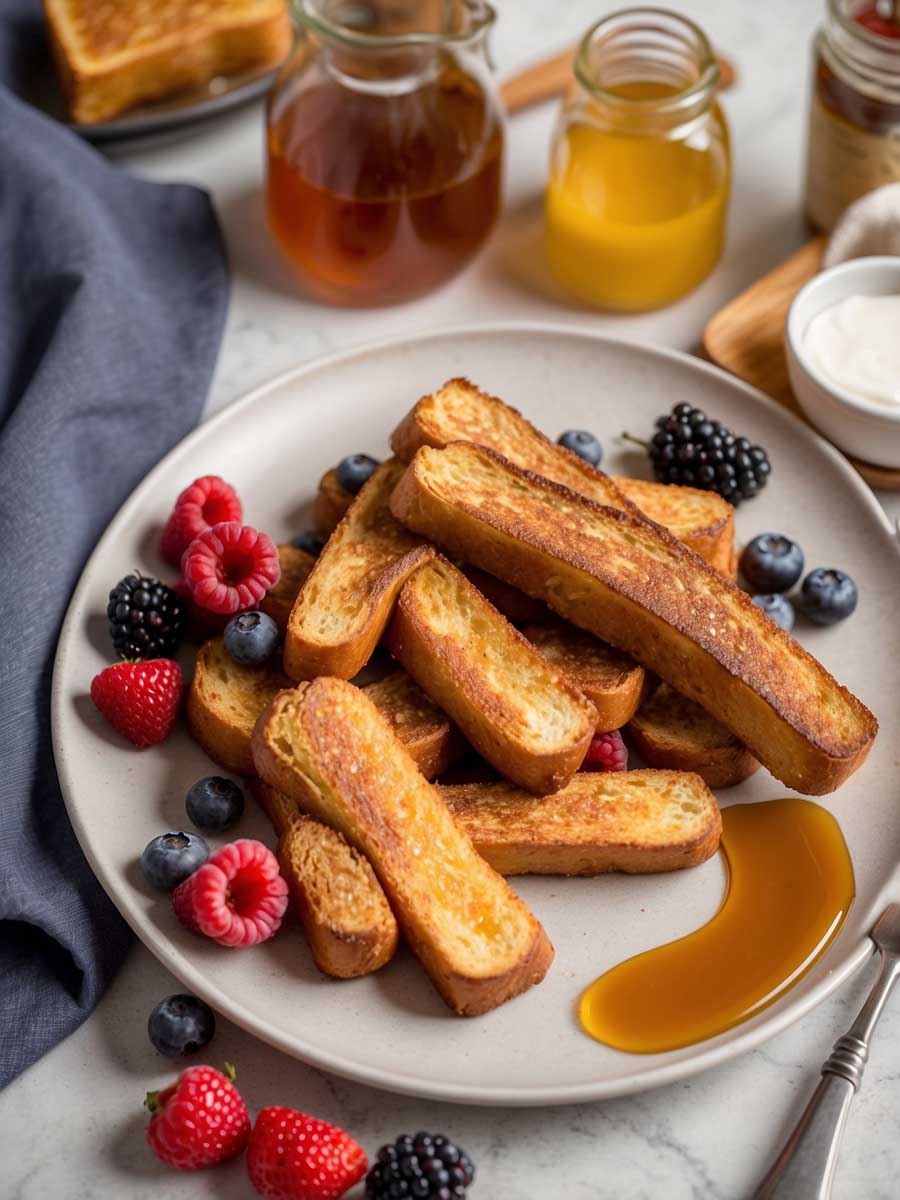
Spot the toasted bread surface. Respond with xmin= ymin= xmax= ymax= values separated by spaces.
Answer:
xmin=284 ymin=460 xmax=434 ymax=681
xmin=389 ymin=378 xmax=734 ymax=573
xmin=523 ymin=621 xmax=645 ymax=733
xmin=250 ymin=776 xmax=301 ymax=837
xmin=188 ymin=639 xmax=461 ymax=780
xmin=259 ymin=544 xmax=316 ymax=632
xmin=271 ymin=796 xmax=399 ymax=979
xmin=389 ymin=558 xmax=596 ymax=793
xmin=44 ymin=0 xmax=291 ymax=123
xmin=390 ymin=443 xmax=877 ymax=795
xmin=629 ymin=683 xmax=760 ymax=789
xmin=313 ymin=468 xmax=353 ymax=535
xmin=441 ymin=770 xmax=721 ymax=875
xmin=252 ymin=680 xmax=554 ymax=1016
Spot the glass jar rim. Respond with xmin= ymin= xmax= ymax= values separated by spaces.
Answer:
xmin=292 ymin=0 xmax=497 ymax=49
xmin=574 ymin=6 xmax=720 ymax=111
xmin=827 ymin=0 xmax=900 ymax=53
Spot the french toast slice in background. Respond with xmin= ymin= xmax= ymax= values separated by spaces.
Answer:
xmin=259 ymin=543 xmax=316 ymax=632
xmin=390 ymin=443 xmax=877 ymax=795
xmin=252 ymin=784 xmax=399 ymax=980
xmin=252 ymin=679 xmax=554 ymax=1016
xmin=629 ymin=683 xmax=760 ymax=789
xmin=440 ymin=770 xmax=722 ymax=875
xmin=522 ymin=622 xmax=645 ymax=733
xmin=283 ymin=460 xmax=434 ymax=681
xmin=313 ymin=467 xmax=353 ymax=535
xmin=188 ymin=639 xmax=464 ymax=780
xmin=389 ymin=557 xmax=597 ymax=794
xmin=389 ymin=378 xmax=735 ymax=575
xmin=44 ymin=0 xmax=292 ymax=124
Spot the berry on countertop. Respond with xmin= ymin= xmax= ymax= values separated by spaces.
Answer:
xmin=740 ymin=534 xmax=804 ymax=593
xmin=624 ymin=403 xmax=771 ymax=506
xmin=141 ymin=831 xmax=210 ymax=890
xmin=366 ymin=1132 xmax=475 ymax=1200
xmin=583 ymin=729 xmax=628 ymax=773
xmin=173 ymin=839 xmax=288 ymax=948
xmin=224 ymin=610 xmax=280 ymax=666
xmin=558 ymin=429 xmax=603 ymax=466
xmin=146 ymin=1062 xmax=250 ymax=1170
xmin=336 ymin=454 xmax=379 ymax=495
xmin=148 ymin=994 xmax=216 ymax=1058
xmin=90 ymin=658 xmax=183 ymax=748
xmin=161 ymin=475 xmax=243 ymax=567
xmin=800 ymin=568 xmax=859 ymax=626
xmin=248 ymin=1107 xmax=367 ymax=1200
xmin=107 ymin=572 xmax=185 ymax=660
xmin=751 ymin=593 xmax=796 ymax=632
xmin=186 ymin=776 xmax=245 ymax=832
xmin=292 ymin=529 xmax=327 ymax=557
xmin=181 ymin=522 xmax=281 ymax=616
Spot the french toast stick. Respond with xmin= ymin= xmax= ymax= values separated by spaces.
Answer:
xmin=252 ymin=679 xmax=554 ymax=1016
xmin=250 ymin=781 xmax=399 ymax=980
xmin=390 ymin=443 xmax=877 ymax=795
xmin=259 ymin=543 xmax=316 ymax=632
xmin=522 ymin=622 xmax=645 ymax=733
xmin=389 ymin=558 xmax=597 ymax=793
xmin=440 ymin=770 xmax=722 ymax=875
xmin=188 ymin=639 xmax=463 ymax=780
xmin=390 ymin=378 xmax=735 ymax=574
xmin=629 ymin=683 xmax=760 ymax=789
xmin=283 ymin=460 xmax=433 ymax=681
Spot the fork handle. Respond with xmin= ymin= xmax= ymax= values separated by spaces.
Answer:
xmin=754 ymin=952 xmax=900 ymax=1200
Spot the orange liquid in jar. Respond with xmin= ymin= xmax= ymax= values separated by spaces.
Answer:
xmin=266 ymin=54 xmax=503 ymax=306
xmin=580 ymin=799 xmax=854 ymax=1054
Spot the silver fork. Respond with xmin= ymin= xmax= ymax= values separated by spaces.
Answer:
xmin=754 ymin=903 xmax=900 ymax=1199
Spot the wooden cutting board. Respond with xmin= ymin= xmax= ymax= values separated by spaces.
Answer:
xmin=703 ymin=238 xmax=900 ymax=490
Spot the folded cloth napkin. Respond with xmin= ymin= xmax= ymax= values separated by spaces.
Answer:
xmin=823 ymin=182 xmax=900 ymax=268
xmin=0 ymin=73 xmax=229 ymax=1084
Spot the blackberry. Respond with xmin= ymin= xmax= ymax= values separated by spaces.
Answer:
xmin=366 ymin=1132 xmax=475 ymax=1199
xmin=107 ymin=572 xmax=185 ymax=660
xmin=625 ymin=405 xmax=771 ymax=506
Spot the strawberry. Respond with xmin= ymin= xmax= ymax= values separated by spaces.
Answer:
xmin=247 ymin=1107 xmax=367 ymax=1200
xmin=90 ymin=658 xmax=182 ymax=748
xmin=146 ymin=1062 xmax=250 ymax=1171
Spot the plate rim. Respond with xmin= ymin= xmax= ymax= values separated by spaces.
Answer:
xmin=51 ymin=321 xmax=896 ymax=1106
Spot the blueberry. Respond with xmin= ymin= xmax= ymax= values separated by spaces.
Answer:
xmin=740 ymin=533 xmax=804 ymax=593
xmin=148 ymin=993 xmax=215 ymax=1057
xmin=336 ymin=453 xmax=379 ymax=494
xmin=800 ymin=568 xmax=858 ymax=626
xmin=223 ymin=610 xmax=279 ymax=665
xmin=292 ymin=529 xmax=327 ymax=556
xmin=186 ymin=776 xmax=244 ymax=832
xmin=752 ymin=593 xmax=795 ymax=631
xmin=557 ymin=429 xmax=603 ymax=466
xmin=141 ymin=831 xmax=209 ymax=891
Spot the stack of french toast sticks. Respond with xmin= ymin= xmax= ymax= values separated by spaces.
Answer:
xmin=188 ymin=379 xmax=877 ymax=1017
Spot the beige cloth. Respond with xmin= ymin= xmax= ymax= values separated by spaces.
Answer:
xmin=823 ymin=182 xmax=900 ymax=269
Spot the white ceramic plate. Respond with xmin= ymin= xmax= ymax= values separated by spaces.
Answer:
xmin=52 ymin=325 xmax=900 ymax=1106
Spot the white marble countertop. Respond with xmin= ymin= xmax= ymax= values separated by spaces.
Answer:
xmin=5 ymin=2 xmax=900 ymax=1197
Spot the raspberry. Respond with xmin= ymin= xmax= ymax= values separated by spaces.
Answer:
xmin=146 ymin=1062 xmax=250 ymax=1170
xmin=247 ymin=1107 xmax=367 ymax=1200
xmin=161 ymin=475 xmax=243 ymax=567
xmin=90 ymin=658 xmax=183 ymax=748
xmin=583 ymin=729 xmax=628 ymax=772
xmin=173 ymin=839 xmax=288 ymax=947
xmin=181 ymin=522 xmax=281 ymax=616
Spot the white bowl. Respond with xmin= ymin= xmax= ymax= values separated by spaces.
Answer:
xmin=785 ymin=256 xmax=900 ymax=468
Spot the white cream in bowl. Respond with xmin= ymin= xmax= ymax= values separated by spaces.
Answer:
xmin=803 ymin=293 xmax=900 ymax=409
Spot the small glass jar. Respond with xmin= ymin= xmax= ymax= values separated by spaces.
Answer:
xmin=266 ymin=0 xmax=504 ymax=307
xmin=804 ymin=0 xmax=900 ymax=231
xmin=545 ymin=8 xmax=730 ymax=313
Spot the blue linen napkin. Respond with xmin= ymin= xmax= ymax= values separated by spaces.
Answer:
xmin=0 ymin=48 xmax=229 ymax=1082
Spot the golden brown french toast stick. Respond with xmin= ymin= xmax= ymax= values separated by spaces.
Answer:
xmin=283 ymin=460 xmax=433 ymax=681
xmin=390 ymin=444 xmax=877 ymax=795
xmin=389 ymin=378 xmax=734 ymax=574
xmin=252 ymin=679 xmax=554 ymax=1015
xmin=259 ymin=544 xmax=316 ymax=632
xmin=389 ymin=558 xmax=596 ymax=793
xmin=440 ymin=770 xmax=722 ymax=875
